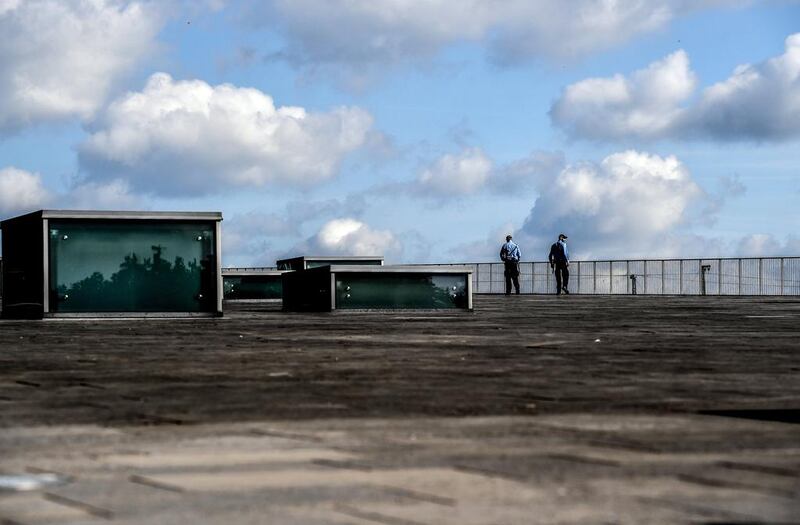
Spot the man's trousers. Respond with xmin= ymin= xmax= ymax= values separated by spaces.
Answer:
xmin=504 ymin=261 xmax=520 ymax=294
xmin=554 ymin=263 xmax=570 ymax=293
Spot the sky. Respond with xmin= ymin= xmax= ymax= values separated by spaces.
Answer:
xmin=0 ymin=0 xmax=798 ymax=266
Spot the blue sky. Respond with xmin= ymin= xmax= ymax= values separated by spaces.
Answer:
xmin=0 ymin=0 xmax=798 ymax=266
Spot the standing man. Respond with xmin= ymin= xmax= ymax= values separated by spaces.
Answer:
xmin=548 ymin=233 xmax=570 ymax=295
xmin=500 ymin=235 xmax=521 ymax=295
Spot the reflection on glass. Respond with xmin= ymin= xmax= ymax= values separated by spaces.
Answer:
xmin=223 ymin=275 xmax=282 ymax=300
xmin=48 ymin=221 xmax=216 ymax=312
xmin=335 ymin=273 xmax=468 ymax=309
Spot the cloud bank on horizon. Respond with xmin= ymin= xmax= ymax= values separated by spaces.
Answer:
xmin=520 ymin=150 xmax=706 ymax=259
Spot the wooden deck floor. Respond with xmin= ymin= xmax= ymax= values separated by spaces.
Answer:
xmin=1 ymin=295 xmax=798 ymax=523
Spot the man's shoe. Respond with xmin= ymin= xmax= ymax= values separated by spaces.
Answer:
xmin=563 ymin=288 xmax=570 ymax=294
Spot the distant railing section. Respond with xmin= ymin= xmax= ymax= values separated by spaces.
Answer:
xmin=416 ymin=257 xmax=800 ymax=295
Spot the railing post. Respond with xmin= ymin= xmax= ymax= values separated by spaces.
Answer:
xmin=626 ymin=260 xmax=630 ymax=294
xmin=644 ymin=261 xmax=648 ymax=295
xmin=718 ymin=258 xmax=722 ymax=295
xmin=781 ymin=257 xmax=784 ymax=296
xmin=738 ymin=258 xmax=742 ymax=295
xmin=610 ymin=262 xmax=614 ymax=294
xmin=700 ymin=264 xmax=705 ymax=296
xmin=701 ymin=264 xmax=711 ymax=296
xmin=679 ymin=260 xmax=683 ymax=295
xmin=698 ymin=260 xmax=701 ymax=295
xmin=576 ymin=261 xmax=580 ymax=294
xmin=593 ymin=261 xmax=596 ymax=294
xmin=661 ymin=260 xmax=665 ymax=295
xmin=759 ymin=258 xmax=763 ymax=296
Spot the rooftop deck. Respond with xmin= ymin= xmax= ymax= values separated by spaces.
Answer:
xmin=1 ymin=296 xmax=799 ymax=523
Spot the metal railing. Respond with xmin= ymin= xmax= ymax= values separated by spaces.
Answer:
xmin=417 ymin=257 xmax=800 ymax=295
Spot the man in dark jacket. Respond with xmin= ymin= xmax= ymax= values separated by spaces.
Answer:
xmin=500 ymin=235 xmax=521 ymax=295
xmin=548 ymin=233 xmax=570 ymax=295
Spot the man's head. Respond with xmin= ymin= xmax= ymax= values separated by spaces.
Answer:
xmin=558 ymin=233 xmax=567 ymax=241
xmin=506 ymin=235 xmax=512 ymax=242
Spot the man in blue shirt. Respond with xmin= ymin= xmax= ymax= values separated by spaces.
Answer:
xmin=500 ymin=235 xmax=521 ymax=295
xmin=548 ymin=233 xmax=570 ymax=295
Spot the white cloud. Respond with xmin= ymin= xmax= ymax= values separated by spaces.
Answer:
xmin=222 ymin=196 xmax=372 ymax=265
xmin=63 ymin=179 xmax=143 ymax=210
xmin=413 ymin=148 xmax=564 ymax=198
xmin=688 ymin=33 xmax=800 ymax=140
xmin=79 ymin=73 xmax=374 ymax=195
xmin=417 ymin=148 xmax=493 ymax=195
xmin=311 ymin=218 xmax=400 ymax=257
xmin=448 ymin=221 xmax=518 ymax=263
xmin=492 ymin=151 xmax=566 ymax=193
xmin=0 ymin=0 xmax=163 ymax=133
xmin=245 ymin=0 xmax=750 ymax=82
xmin=0 ymin=167 xmax=54 ymax=216
xmin=221 ymin=210 xmax=298 ymax=263
xmin=486 ymin=0 xmax=674 ymax=64
xmin=736 ymin=234 xmax=800 ymax=257
xmin=550 ymin=50 xmax=695 ymax=140
xmin=551 ymin=33 xmax=800 ymax=141
xmin=519 ymin=150 xmax=706 ymax=259
xmin=222 ymin=226 xmax=281 ymax=267
xmin=0 ymin=167 xmax=146 ymax=219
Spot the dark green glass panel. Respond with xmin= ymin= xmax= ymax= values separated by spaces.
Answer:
xmin=306 ymin=259 xmax=382 ymax=269
xmin=48 ymin=221 xmax=216 ymax=313
xmin=335 ymin=273 xmax=468 ymax=309
xmin=223 ymin=275 xmax=282 ymax=300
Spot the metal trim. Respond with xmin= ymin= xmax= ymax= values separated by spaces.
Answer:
xmin=215 ymin=221 xmax=223 ymax=315
xmin=44 ymin=312 xmax=222 ymax=319
xmin=330 ymin=273 xmax=336 ymax=311
xmin=38 ymin=210 xmax=222 ymax=221
xmin=466 ymin=273 xmax=473 ymax=310
xmin=224 ymin=298 xmax=282 ymax=304
xmin=276 ymin=255 xmax=385 ymax=268
xmin=221 ymin=269 xmax=287 ymax=277
xmin=323 ymin=265 xmax=473 ymax=274
xmin=42 ymin=218 xmax=49 ymax=314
